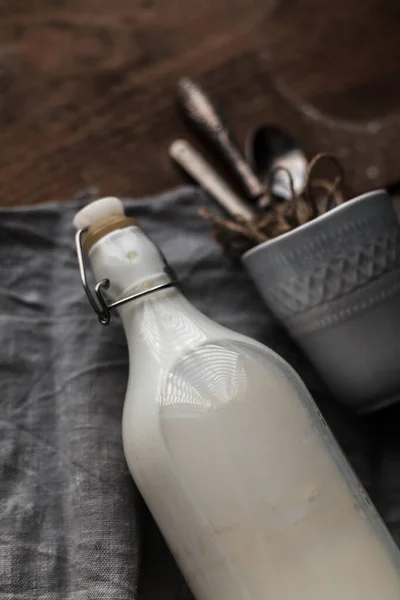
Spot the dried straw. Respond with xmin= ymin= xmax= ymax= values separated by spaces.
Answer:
xmin=201 ymin=153 xmax=346 ymax=259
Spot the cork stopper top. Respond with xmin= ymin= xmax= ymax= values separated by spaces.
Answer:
xmin=74 ymin=197 xmax=137 ymax=252
xmin=73 ymin=197 xmax=125 ymax=229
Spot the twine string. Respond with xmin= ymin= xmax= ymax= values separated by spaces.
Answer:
xmin=200 ymin=153 xmax=347 ymax=259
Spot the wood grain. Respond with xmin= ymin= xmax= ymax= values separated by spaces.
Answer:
xmin=0 ymin=0 xmax=400 ymax=206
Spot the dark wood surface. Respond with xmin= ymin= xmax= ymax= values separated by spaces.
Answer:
xmin=1 ymin=0 xmax=400 ymax=206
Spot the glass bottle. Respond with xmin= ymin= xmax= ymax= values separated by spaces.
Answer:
xmin=74 ymin=197 xmax=400 ymax=600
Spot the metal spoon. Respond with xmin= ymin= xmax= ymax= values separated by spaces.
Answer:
xmin=178 ymin=77 xmax=270 ymax=207
xmin=245 ymin=125 xmax=308 ymax=201
xmin=169 ymin=139 xmax=255 ymax=220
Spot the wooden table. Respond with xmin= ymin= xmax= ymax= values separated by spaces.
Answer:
xmin=1 ymin=0 xmax=400 ymax=206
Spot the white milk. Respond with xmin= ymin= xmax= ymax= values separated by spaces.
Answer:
xmin=77 ymin=199 xmax=400 ymax=600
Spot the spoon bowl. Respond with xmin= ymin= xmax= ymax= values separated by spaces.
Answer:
xmin=245 ymin=125 xmax=307 ymax=201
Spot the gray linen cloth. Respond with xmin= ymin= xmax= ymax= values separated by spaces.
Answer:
xmin=1 ymin=186 xmax=400 ymax=599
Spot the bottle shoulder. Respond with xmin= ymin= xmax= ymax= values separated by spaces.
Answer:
xmin=123 ymin=289 xmax=301 ymax=391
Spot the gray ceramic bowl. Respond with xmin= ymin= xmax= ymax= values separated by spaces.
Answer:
xmin=242 ymin=189 xmax=400 ymax=412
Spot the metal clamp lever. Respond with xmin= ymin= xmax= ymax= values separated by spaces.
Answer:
xmin=75 ymin=228 xmax=178 ymax=326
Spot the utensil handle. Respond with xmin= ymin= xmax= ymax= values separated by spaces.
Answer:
xmin=178 ymin=78 xmax=264 ymax=201
xmin=169 ymin=139 xmax=255 ymax=221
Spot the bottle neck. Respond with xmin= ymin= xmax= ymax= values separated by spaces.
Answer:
xmin=88 ymin=225 xmax=171 ymax=303
xmin=86 ymin=219 xmax=236 ymax=363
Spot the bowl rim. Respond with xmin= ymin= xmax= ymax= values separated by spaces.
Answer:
xmin=242 ymin=188 xmax=388 ymax=260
